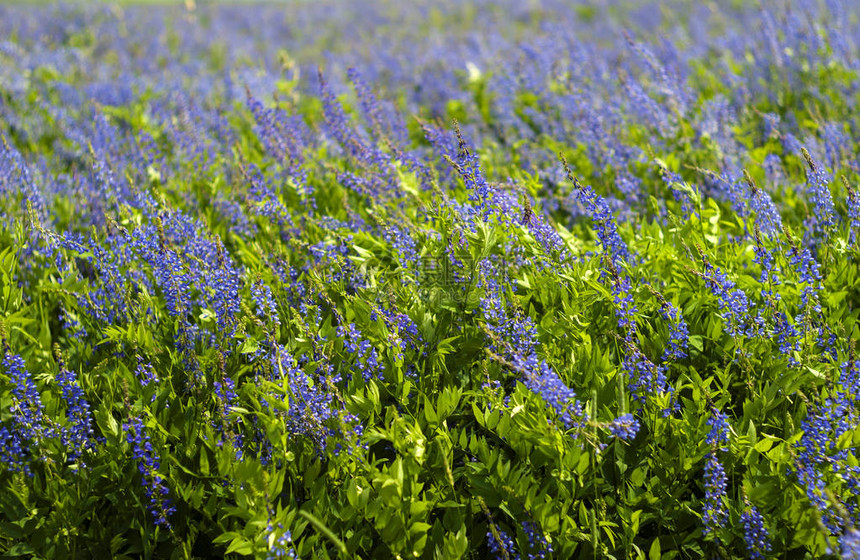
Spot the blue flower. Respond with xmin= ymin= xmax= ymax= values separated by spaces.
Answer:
xmin=740 ymin=504 xmax=771 ymax=559
xmin=842 ymin=528 xmax=860 ymax=560
xmin=3 ymin=351 xmax=47 ymax=444
xmin=702 ymin=452 xmax=727 ymax=537
xmin=612 ymin=275 xmax=638 ymax=341
xmin=336 ymin=324 xmax=381 ymax=383
xmin=266 ymin=526 xmax=297 ymax=559
xmin=521 ymin=521 xmax=553 ymax=559
xmin=135 ymin=357 xmax=158 ymax=388
xmin=451 ymin=124 xmax=494 ymax=219
xmin=487 ymin=527 xmax=519 ymax=560
xmin=745 ymin=170 xmax=782 ymax=235
xmin=706 ymin=409 xmax=730 ymax=448
xmin=607 ymin=413 xmax=640 ymax=441
xmin=125 ymin=418 xmax=176 ymax=529
xmin=251 ymin=279 xmax=280 ymax=326
xmin=658 ymin=300 xmax=688 ymax=362
xmin=846 ymin=183 xmax=860 ymax=245
xmin=56 ymin=359 xmax=94 ymax=466
xmin=801 ymin=147 xmax=835 ymax=235
xmin=701 ymin=261 xmax=759 ymax=339
xmin=0 ymin=350 xmax=49 ymax=474
xmin=568 ymin=173 xmax=630 ymax=266
xmin=791 ymin=357 xmax=860 ymax=534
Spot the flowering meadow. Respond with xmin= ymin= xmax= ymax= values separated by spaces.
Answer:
xmin=2 ymin=1 xmax=860 ymax=558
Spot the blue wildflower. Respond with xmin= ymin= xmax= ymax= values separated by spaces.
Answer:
xmin=846 ymin=179 xmax=860 ymax=245
xmin=55 ymin=357 xmax=94 ymax=465
xmin=740 ymin=503 xmax=771 ymax=559
xmin=658 ymin=299 xmax=688 ymax=362
xmin=135 ymin=357 xmax=158 ymax=388
xmin=701 ymin=260 xmax=759 ymax=339
xmin=336 ymin=323 xmax=381 ymax=383
xmin=452 ymin=122 xmax=493 ymax=219
xmin=702 ymin=452 xmax=727 ymax=537
xmin=607 ymin=413 xmax=640 ymax=441
xmin=706 ymin=408 xmax=730 ymax=448
xmin=745 ymin=170 xmax=782 ymax=235
xmin=487 ymin=527 xmax=519 ymax=560
xmin=125 ymin=418 xmax=176 ymax=529
xmin=622 ymin=347 xmax=670 ymax=405
xmin=613 ymin=275 xmax=638 ymax=341
xmin=522 ymin=521 xmax=553 ymax=559
xmin=514 ymin=352 xmax=584 ymax=430
xmin=266 ymin=527 xmax=297 ymax=559
xmin=251 ymin=278 xmax=280 ymax=326
xmin=801 ymin=147 xmax=835 ymax=239
xmin=566 ymin=167 xmax=630 ymax=266
xmin=842 ymin=528 xmax=860 ymax=560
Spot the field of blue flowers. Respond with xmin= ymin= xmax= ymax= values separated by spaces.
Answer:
xmin=2 ymin=1 xmax=860 ymax=558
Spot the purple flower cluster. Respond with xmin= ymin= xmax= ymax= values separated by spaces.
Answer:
xmin=56 ymin=360 xmax=94 ymax=465
xmin=515 ymin=352 xmax=584 ymax=431
xmin=0 ymin=425 xmax=29 ymax=474
xmin=801 ymin=148 xmax=836 ymax=238
xmin=479 ymin=275 xmax=585 ymax=431
xmin=480 ymin=282 xmax=538 ymax=357
xmin=772 ymin=313 xmax=800 ymax=368
xmin=0 ymin=350 xmax=49 ymax=474
xmin=370 ymin=305 xmax=421 ymax=362
xmin=382 ymin=224 xmax=420 ymax=274
xmin=702 ymin=452 xmax=728 ymax=537
xmin=706 ymin=409 xmax=730 ymax=448
xmin=521 ymin=521 xmax=553 ymax=559
xmin=660 ymin=168 xmax=695 ymax=217
xmin=452 ymin=125 xmax=494 ymax=219
xmin=785 ymin=241 xmax=825 ymax=347
xmin=125 ymin=417 xmax=175 ymax=529
xmin=519 ymin=203 xmax=570 ymax=259
xmin=153 ymin=242 xmax=192 ymax=319
xmin=703 ymin=170 xmax=748 ymax=219
xmin=270 ymin=345 xmax=360 ymax=453
xmin=251 ymin=279 xmax=280 ymax=326
xmin=701 ymin=261 xmax=759 ymax=339
xmin=752 ymin=234 xmax=779 ymax=301
xmin=613 ymin=275 xmax=638 ymax=340
xmin=793 ymin=358 xmax=860 ymax=534
xmin=606 ymin=413 xmax=640 ymax=441
xmin=658 ymin=300 xmax=689 ymax=362
xmin=246 ymin=93 xmax=309 ymax=173
xmin=487 ymin=527 xmax=518 ymax=560
xmin=266 ymin=528 xmax=297 ymax=559
xmin=570 ymin=176 xmax=630 ymax=266
xmin=336 ymin=323 xmax=381 ymax=383
xmin=740 ymin=504 xmax=771 ymax=559
xmin=213 ymin=376 xmax=243 ymax=457
xmin=745 ymin=170 xmax=782 ymax=235
xmin=306 ymin=239 xmax=365 ymax=293
xmin=4 ymin=351 xmax=47 ymax=444
xmin=702 ymin=409 xmax=729 ymax=537
xmin=842 ymin=528 xmax=860 ymax=560
xmin=622 ymin=347 xmax=670 ymax=406
xmin=847 ymin=184 xmax=860 ymax=245
xmin=613 ymin=276 xmax=676 ymax=410
xmin=135 ymin=357 xmax=158 ymax=388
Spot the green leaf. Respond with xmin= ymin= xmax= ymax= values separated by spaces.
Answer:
xmin=649 ymin=537 xmax=661 ymax=560
xmin=299 ymin=510 xmax=348 ymax=555
xmin=225 ymin=537 xmax=254 ymax=555
xmin=241 ymin=337 xmax=260 ymax=354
